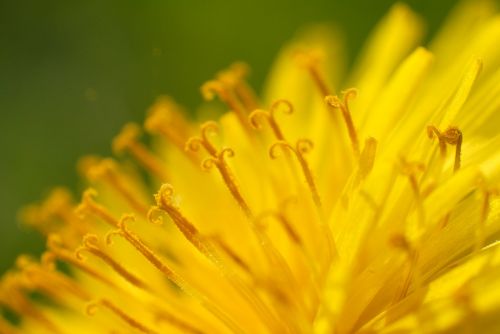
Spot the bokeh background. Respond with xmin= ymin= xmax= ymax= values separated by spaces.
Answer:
xmin=0 ymin=0 xmax=471 ymax=273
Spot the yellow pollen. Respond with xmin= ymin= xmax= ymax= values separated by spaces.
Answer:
xmin=325 ymin=89 xmax=360 ymax=157
xmin=427 ymin=125 xmax=463 ymax=172
xmin=113 ymin=122 xmax=169 ymax=181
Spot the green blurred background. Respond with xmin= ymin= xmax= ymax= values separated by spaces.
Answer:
xmin=0 ymin=0 xmax=473 ymax=273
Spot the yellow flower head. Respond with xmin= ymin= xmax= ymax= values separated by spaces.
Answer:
xmin=2 ymin=1 xmax=500 ymax=333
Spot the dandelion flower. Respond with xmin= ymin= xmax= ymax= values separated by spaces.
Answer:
xmin=2 ymin=1 xmax=500 ymax=333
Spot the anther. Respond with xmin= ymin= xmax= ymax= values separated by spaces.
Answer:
xmin=427 ymin=125 xmax=463 ymax=172
xmin=325 ymin=89 xmax=360 ymax=157
xmin=249 ymin=99 xmax=293 ymax=140
xmin=113 ymin=123 xmax=169 ymax=181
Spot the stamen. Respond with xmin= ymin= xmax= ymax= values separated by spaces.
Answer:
xmin=201 ymin=80 xmax=250 ymax=131
xmin=427 ymin=125 xmax=463 ymax=172
xmin=154 ymin=309 xmax=207 ymax=334
xmin=296 ymin=50 xmax=331 ymax=97
xmin=399 ymin=157 xmax=426 ymax=228
xmin=389 ymin=233 xmax=421 ymax=302
xmin=359 ymin=190 xmax=382 ymax=225
xmin=75 ymin=188 xmax=120 ymax=228
xmin=83 ymin=158 xmax=149 ymax=215
xmin=185 ymin=121 xmax=219 ymax=157
xmin=76 ymin=234 xmax=148 ymax=290
xmin=357 ymin=137 xmax=377 ymax=181
xmin=17 ymin=256 xmax=90 ymax=302
xmin=87 ymin=299 xmax=159 ymax=334
xmin=150 ymin=184 xmax=218 ymax=262
xmin=46 ymin=234 xmax=116 ymax=288
xmin=19 ymin=188 xmax=86 ymax=238
xmin=47 ymin=236 xmax=203 ymax=334
xmin=217 ymin=62 xmax=259 ymax=111
xmin=453 ymin=282 xmax=476 ymax=325
xmin=270 ymin=139 xmax=338 ymax=264
xmin=256 ymin=210 xmax=302 ymax=246
xmin=144 ymin=97 xmax=191 ymax=148
xmin=150 ymin=185 xmax=287 ymax=332
xmin=0 ymin=274 xmax=64 ymax=334
xmin=106 ymin=215 xmax=247 ymax=334
xmin=209 ymin=234 xmax=252 ymax=274
xmin=249 ymin=99 xmax=293 ymax=141
xmin=270 ymin=139 xmax=321 ymax=209
xmin=325 ymin=89 xmax=360 ymax=157
xmin=475 ymin=180 xmax=499 ymax=254
xmin=113 ymin=123 xmax=169 ymax=181
xmin=0 ymin=316 xmax=20 ymax=334
xmin=187 ymin=122 xmax=253 ymax=218
xmin=255 ymin=204 xmax=322 ymax=311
